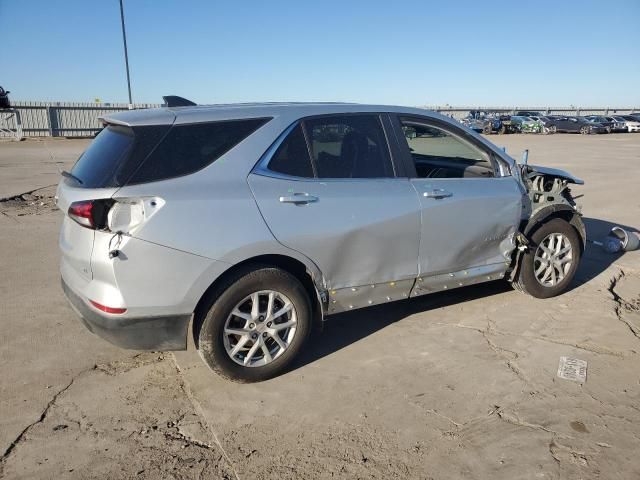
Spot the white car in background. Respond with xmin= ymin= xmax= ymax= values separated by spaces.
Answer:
xmin=613 ymin=115 xmax=640 ymax=132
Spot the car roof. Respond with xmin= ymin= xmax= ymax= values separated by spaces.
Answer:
xmin=100 ymin=102 xmax=447 ymax=127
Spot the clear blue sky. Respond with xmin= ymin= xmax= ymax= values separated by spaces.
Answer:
xmin=1 ymin=0 xmax=638 ymax=106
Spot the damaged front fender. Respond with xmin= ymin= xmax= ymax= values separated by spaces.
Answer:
xmin=524 ymin=204 xmax=587 ymax=251
xmin=508 ymin=162 xmax=587 ymax=281
xmin=527 ymin=164 xmax=584 ymax=185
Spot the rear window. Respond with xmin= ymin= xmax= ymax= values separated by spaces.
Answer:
xmin=70 ymin=118 xmax=269 ymax=188
xmin=70 ymin=125 xmax=137 ymax=188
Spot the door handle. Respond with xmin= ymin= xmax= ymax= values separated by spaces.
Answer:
xmin=423 ymin=189 xmax=452 ymax=199
xmin=279 ymin=192 xmax=319 ymax=204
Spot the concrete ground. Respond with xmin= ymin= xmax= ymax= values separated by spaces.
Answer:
xmin=0 ymin=134 xmax=639 ymax=479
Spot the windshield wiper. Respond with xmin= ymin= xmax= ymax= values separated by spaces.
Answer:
xmin=61 ymin=170 xmax=83 ymax=185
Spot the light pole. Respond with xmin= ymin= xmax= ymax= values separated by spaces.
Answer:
xmin=119 ymin=0 xmax=133 ymax=108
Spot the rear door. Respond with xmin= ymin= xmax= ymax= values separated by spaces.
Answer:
xmin=248 ymin=114 xmax=421 ymax=296
xmin=390 ymin=115 xmax=523 ymax=287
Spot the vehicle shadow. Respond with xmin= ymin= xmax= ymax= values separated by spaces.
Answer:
xmin=291 ymin=280 xmax=511 ymax=372
xmin=291 ymin=216 xmax=637 ymax=373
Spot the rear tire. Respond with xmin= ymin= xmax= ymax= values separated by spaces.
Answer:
xmin=196 ymin=267 xmax=312 ymax=382
xmin=512 ymin=218 xmax=581 ymax=299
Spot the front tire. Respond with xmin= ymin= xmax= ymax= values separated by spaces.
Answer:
xmin=512 ymin=218 xmax=581 ymax=299
xmin=196 ymin=267 xmax=312 ymax=382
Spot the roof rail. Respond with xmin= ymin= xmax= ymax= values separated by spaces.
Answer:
xmin=162 ymin=95 xmax=197 ymax=107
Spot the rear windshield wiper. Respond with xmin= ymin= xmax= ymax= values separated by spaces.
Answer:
xmin=61 ymin=170 xmax=83 ymax=185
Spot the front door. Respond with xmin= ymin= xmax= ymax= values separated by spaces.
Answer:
xmin=391 ymin=115 xmax=523 ymax=292
xmin=248 ymin=114 xmax=421 ymax=310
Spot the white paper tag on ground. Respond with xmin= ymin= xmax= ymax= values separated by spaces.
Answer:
xmin=557 ymin=357 xmax=587 ymax=383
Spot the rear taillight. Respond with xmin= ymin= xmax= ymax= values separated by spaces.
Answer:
xmin=68 ymin=197 xmax=162 ymax=232
xmin=68 ymin=200 xmax=95 ymax=228
xmin=68 ymin=199 xmax=114 ymax=230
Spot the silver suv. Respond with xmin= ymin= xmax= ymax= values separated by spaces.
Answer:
xmin=58 ymin=102 xmax=586 ymax=382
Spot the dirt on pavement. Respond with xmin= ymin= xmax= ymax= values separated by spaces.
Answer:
xmin=0 ymin=134 xmax=639 ymax=479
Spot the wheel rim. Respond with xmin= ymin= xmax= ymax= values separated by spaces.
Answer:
xmin=533 ymin=233 xmax=573 ymax=287
xmin=223 ymin=290 xmax=297 ymax=367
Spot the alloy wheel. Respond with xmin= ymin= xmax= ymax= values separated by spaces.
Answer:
xmin=223 ymin=290 xmax=297 ymax=367
xmin=533 ymin=233 xmax=573 ymax=287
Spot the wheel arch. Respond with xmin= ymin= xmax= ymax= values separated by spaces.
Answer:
xmin=192 ymin=254 xmax=326 ymax=347
xmin=509 ymin=205 xmax=586 ymax=283
xmin=522 ymin=205 xmax=586 ymax=253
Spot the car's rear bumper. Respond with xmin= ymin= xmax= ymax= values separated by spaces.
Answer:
xmin=62 ymin=278 xmax=190 ymax=351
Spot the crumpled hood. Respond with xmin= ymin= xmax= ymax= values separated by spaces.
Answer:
xmin=527 ymin=164 xmax=584 ymax=185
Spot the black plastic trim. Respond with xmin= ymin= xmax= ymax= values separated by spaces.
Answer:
xmin=61 ymin=278 xmax=190 ymax=351
xmin=523 ymin=205 xmax=587 ymax=251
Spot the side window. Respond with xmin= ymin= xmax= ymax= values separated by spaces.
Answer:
xmin=304 ymin=115 xmax=394 ymax=179
xmin=399 ymin=118 xmax=494 ymax=179
xmin=267 ymin=124 xmax=314 ymax=178
xmin=128 ymin=118 xmax=269 ymax=184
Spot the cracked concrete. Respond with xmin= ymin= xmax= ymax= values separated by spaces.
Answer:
xmin=609 ymin=270 xmax=640 ymax=339
xmin=0 ymin=376 xmax=76 ymax=475
xmin=1 ymin=135 xmax=639 ymax=478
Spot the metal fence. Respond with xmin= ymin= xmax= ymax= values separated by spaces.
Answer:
xmin=0 ymin=101 xmax=160 ymax=139
xmin=1 ymin=101 xmax=638 ymax=139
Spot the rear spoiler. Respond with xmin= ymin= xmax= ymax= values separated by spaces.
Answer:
xmin=162 ymin=95 xmax=197 ymax=107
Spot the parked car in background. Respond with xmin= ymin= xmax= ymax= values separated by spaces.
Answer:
xmin=584 ymin=115 xmax=614 ymax=133
xmin=529 ymin=116 xmax=557 ymax=134
xmin=461 ymin=111 xmax=494 ymax=133
xmin=604 ymin=116 xmax=628 ymax=133
xmin=461 ymin=111 xmax=515 ymax=134
xmin=627 ymin=113 xmax=640 ymax=123
xmin=57 ymin=101 xmax=586 ymax=381
xmin=610 ymin=116 xmax=630 ymax=132
xmin=510 ymin=115 xmax=543 ymax=133
xmin=618 ymin=115 xmax=640 ymax=132
xmin=548 ymin=116 xmax=607 ymax=134
xmin=491 ymin=114 xmax=519 ymax=134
